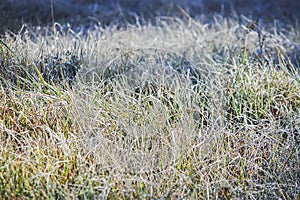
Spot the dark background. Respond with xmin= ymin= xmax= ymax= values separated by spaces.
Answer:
xmin=1 ymin=0 xmax=300 ymax=34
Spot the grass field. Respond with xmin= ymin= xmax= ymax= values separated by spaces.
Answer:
xmin=0 ymin=8 xmax=300 ymax=199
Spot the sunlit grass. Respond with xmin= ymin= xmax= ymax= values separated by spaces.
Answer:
xmin=0 ymin=14 xmax=299 ymax=199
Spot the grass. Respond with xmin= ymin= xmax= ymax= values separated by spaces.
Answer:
xmin=0 ymin=13 xmax=299 ymax=199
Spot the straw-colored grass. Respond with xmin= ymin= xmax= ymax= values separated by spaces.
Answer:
xmin=0 ymin=15 xmax=299 ymax=199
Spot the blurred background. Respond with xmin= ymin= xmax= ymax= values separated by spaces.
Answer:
xmin=1 ymin=0 xmax=300 ymax=34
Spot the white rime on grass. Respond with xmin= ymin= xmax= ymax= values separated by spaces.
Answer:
xmin=0 ymin=14 xmax=299 ymax=199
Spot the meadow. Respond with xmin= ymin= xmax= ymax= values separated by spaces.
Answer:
xmin=0 ymin=6 xmax=300 ymax=199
